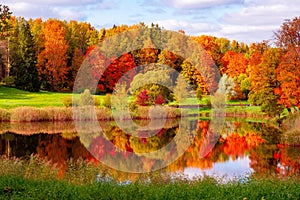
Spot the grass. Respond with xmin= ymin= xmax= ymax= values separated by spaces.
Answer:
xmin=0 ymin=86 xmax=103 ymax=109
xmin=1 ymin=175 xmax=299 ymax=199
xmin=0 ymin=156 xmax=299 ymax=199
xmin=0 ymin=86 xmax=266 ymax=122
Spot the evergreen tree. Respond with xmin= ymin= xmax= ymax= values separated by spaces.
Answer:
xmin=10 ymin=18 xmax=40 ymax=91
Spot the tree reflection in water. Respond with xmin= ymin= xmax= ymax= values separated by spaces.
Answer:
xmin=0 ymin=119 xmax=299 ymax=182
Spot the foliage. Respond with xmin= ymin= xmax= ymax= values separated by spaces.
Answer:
xmin=274 ymin=16 xmax=300 ymax=49
xmin=154 ymin=94 xmax=166 ymax=105
xmin=103 ymin=93 xmax=112 ymax=108
xmin=130 ymin=70 xmax=173 ymax=103
xmin=62 ymin=96 xmax=73 ymax=107
xmin=173 ymin=75 xmax=189 ymax=103
xmin=236 ymin=73 xmax=251 ymax=98
xmin=135 ymin=89 xmax=150 ymax=106
xmin=111 ymin=82 xmax=128 ymax=110
xmin=248 ymin=48 xmax=284 ymax=117
xmin=94 ymin=53 xmax=136 ymax=93
xmin=221 ymin=51 xmax=248 ymax=77
xmin=37 ymin=19 xmax=69 ymax=91
xmin=1 ymin=76 xmax=14 ymax=86
xmin=79 ymin=89 xmax=94 ymax=106
xmin=218 ymin=73 xmax=236 ymax=100
xmin=0 ymin=6 xmax=299 ymax=120
xmin=275 ymin=46 xmax=300 ymax=111
xmin=9 ymin=18 xmax=40 ymax=92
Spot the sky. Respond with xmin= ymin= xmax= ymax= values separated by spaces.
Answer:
xmin=2 ymin=0 xmax=300 ymax=44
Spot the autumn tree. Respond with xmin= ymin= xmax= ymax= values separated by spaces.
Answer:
xmin=192 ymin=35 xmax=224 ymax=70
xmin=248 ymin=48 xmax=284 ymax=117
xmin=37 ymin=19 xmax=69 ymax=91
xmin=275 ymin=46 xmax=300 ymax=111
xmin=64 ymin=21 xmax=99 ymax=90
xmin=96 ymin=53 xmax=136 ymax=93
xmin=221 ymin=51 xmax=248 ymax=78
xmin=129 ymin=69 xmax=173 ymax=104
xmin=274 ymin=16 xmax=300 ymax=49
xmin=274 ymin=16 xmax=300 ymax=112
xmin=173 ymin=75 xmax=190 ymax=103
xmin=221 ymin=51 xmax=249 ymax=99
xmin=9 ymin=18 xmax=40 ymax=91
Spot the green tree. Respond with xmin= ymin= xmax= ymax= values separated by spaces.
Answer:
xmin=218 ymin=73 xmax=236 ymax=100
xmin=236 ymin=73 xmax=251 ymax=99
xmin=111 ymin=82 xmax=128 ymax=111
xmin=0 ymin=4 xmax=12 ymax=81
xmin=129 ymin=70 xmax=174 ymax=104
xmin=9 ymin=18 xmax=40 ymax=91
xmin=173 ymin=75 xmax=189 ymax=103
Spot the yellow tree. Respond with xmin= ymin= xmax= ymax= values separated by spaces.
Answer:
xmin=248 ymin=48 xmax=284 ymax=117
xmin=37 ymin=19 xmax=69 ymax=91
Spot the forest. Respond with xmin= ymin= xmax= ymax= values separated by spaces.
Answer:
xmin=0 ymin=5 xmax=299 ymax=117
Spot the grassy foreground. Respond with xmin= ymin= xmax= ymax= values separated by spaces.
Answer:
xmin=1 ymin=156 xmax=299 ymax=199
xmin=1 ymin=175 xmax=300 ymax=200
xmin=0 ymin=86 xmax=76 ymax=109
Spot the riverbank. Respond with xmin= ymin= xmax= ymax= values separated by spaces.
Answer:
xmin=0 ymin=85 xmax=267 ymax=122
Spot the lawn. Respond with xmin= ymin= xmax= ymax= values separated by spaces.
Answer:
xmin=0 ymin=86 xmax=103 ymax=109
xmin=0 ymin=86 xmax=262 ymax=118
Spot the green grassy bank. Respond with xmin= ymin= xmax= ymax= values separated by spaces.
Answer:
xmin=1 ymin=175 xmax=299 ymax=200
xmin=1 ymin=155 xmax=299 ymax=200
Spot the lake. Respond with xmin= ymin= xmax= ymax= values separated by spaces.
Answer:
xmin=0 ymin=118 xmax=299 ymax=183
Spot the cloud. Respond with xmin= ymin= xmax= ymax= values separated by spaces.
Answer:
xmin=98 ymin=1 xmax=116 ymax=10
xmin=155 ymin=19 xmax=220 ymax=34
xmin=8 ymin=2 xmax=57 ymax=19
xmin=54 ymin=8 xmax=87 ymax=21
xmin=217 ymin=24 xmax=278 ymax=43
xmin=146 ymin=8 xmax=166 ymax=14
xmin=7 ymin=2 xmax=87 ymax=21
xmin=223 ymin=3 xmax=300 ymax=26
xmin=1 ymin=0 xmax=101 ymax=7
xmin=154 ymin=19 xmax=279 ymax=44
xmin=165 ymin=0 xmax=243 ymax=9
xmin=219 ymin=0 xmax=300 ymax=42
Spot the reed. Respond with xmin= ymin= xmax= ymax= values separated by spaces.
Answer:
xmin=133 ymin=106 xmax=181 ymax=120
xmin=0 ymin=105 xmax=182 ymax=123
xmin=0 ymin=108 xmax=10 ymax=122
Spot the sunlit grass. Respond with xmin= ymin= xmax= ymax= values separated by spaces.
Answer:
xmin=0 ymin=86 xmax=103 ymax=109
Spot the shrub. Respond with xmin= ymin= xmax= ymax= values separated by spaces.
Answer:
xmin=154 ymin=94 xmax=166 ymax=105
xmin=103 ymin=94 xmax=112 ymax=108
xmin=62 ymin=96 xmax=73 ymax=107
xmin=93 ymin=96 xmax=101 ymax=107
xmin=1 ymin=76 xmax=15 ymax=87
xmin=0 ymin=108 xmax=10 ymax=122
xmin=79 ymin=89 xmax=94 ymax=106
xmin=135 ymin=89 xmax=150 ymax=106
